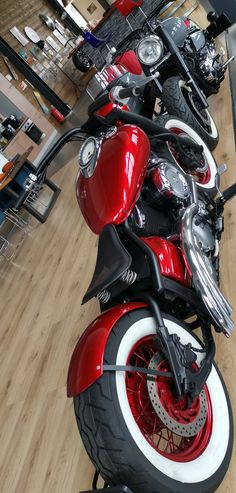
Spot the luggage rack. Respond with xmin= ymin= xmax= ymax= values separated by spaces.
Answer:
xmin=0 ymin=208 xmax=32 ymax=264
xmin=0 ymin=150 xmax=61 ymax=265
xmin=22 ymin=173 xmax=61 ymax=224
xmin=0 ymin=234 xmax=16 ymax=262
xmin=80 ymin=471 xmax=134 ymax=493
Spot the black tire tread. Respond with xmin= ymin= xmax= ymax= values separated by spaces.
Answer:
xmin=72 ymin=52 xmax=91 ymax=73
xmin=162 ymin=76 xmax=219 ymax=150
xmin=74 ymin=309 xmax=233 ymax=493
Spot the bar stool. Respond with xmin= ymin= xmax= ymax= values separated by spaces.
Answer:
xmin=114 ymin=0 xmax=147 ymax=30
xmin=82 ymin=30 xmax=113 ymax=49
xmin=82 ymin=29 xmax=113 ymax=64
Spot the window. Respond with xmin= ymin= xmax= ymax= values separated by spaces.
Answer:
xmin=57 ymin=0 xmax=88 ymax=28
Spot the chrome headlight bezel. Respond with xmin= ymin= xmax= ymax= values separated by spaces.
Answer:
xmin=137 ymin=35 xmax=164 ymax=66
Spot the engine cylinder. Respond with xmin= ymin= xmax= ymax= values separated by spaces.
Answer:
xmin=149 ymin=161 xmax=190 ymax=209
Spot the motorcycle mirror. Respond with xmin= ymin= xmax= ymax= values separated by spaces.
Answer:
xmin=207 ymin=11 xmax=219 ymax=23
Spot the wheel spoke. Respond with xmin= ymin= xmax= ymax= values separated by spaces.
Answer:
xmin=125 ymin=335 xmax=212 ymax=462
xmin=133 ymin=350 xmax=149 ymax=365
xmin=152 ymin=415 xmax=158 ymax=436
xmin=127 ymin=387 xmax=149 ymax=399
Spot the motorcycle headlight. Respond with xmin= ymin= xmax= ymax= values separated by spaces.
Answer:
xmin=137 ymin=35 xmax=164 ymax=66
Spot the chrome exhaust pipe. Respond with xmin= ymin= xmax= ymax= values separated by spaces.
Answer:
xmin=181 ymin=196 xmax=234 ymax=337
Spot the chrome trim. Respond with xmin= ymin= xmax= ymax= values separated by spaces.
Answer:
xmin=156 ymin=161 xmax=190 ymax=200
xmin=149 ymin=52 xmax=171 ymax=73
xmin=222 ymin=55 xmax=235 ymax=70
xmin=181 ymin=203 xmax=234 ymax=337
xmin=120 ymin=269 xmax=137 ymax=285
xmin=97 ymin=289 xmax=111 ymax=303
xmin=137 ymin=35 xmax=164 ymax=67
xmin=78 ymin=136 xmax=103 ymax=178
xmin=103 ymin=126 xmax=117 ymax=139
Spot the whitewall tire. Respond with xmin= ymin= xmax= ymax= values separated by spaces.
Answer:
xmin=162 ymin=76 xmax=219 ymax=150
xmin=74 ymin=309 xmax=233 ymax=493
xmin=155 ymin=114 xmax=218 ymax=193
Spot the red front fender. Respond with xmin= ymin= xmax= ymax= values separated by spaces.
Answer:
xmin=67 ymin=302 xmax=146 ymax=397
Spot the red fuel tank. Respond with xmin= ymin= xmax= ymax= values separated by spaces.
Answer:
xmin=77 ymin=125 xmax=150 ymax=234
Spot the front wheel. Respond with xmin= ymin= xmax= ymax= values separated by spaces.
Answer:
xmin=72 ymin=51 xmax=92 ymax=72
xmin=162 ymin=76 xmax=219 ymax=150
xmin=74 ymin=309 xmax=233 ymax=493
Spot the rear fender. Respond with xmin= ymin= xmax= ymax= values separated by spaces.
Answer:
xmin=67 ymin=302 xmax=146 ymax=397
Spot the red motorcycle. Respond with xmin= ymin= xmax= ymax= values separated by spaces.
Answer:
xmin=64 ymin=81 xmax=235 ymax=492
xmin=85 ymin=75 xmax=219 ymax=193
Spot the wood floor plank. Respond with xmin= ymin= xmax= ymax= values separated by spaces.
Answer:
xmin=0 ymin=4 xmax=236 ymax=492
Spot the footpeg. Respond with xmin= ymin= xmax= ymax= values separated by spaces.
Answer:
xmin=218 ymin=163 xmax=227 ymax=176
xmin=81 ymin=470 xmax=135 ymax=493
xmin=81 ymin=486 xmax=134 ymax=492
xmin=222 ymin=56 xmax=235 ymax=69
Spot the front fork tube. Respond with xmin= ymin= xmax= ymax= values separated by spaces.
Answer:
xmin=129 ymin=292 xmax=215 ymax=401
xmin=155 ymin=25 xmax=209 ymax=109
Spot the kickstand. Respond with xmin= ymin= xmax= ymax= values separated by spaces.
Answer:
xmin=80 ymin=470 xmax=134 ymax=493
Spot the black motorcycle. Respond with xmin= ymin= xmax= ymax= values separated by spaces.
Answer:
xmin=113 ymin=7 xmax=233 ymax=149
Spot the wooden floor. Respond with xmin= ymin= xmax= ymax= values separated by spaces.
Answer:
xmin=1 ymin=6 xmax=236 ymax=493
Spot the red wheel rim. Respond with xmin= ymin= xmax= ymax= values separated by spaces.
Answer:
xmin=168 ymin=127 xmax=211 ymax=185
xmin=126 ymin=336 xmax=213 ymax=462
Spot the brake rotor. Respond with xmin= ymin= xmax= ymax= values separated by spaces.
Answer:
xmin=147 ymin=352 xmax=208 ymax=437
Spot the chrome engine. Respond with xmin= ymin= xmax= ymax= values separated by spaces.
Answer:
xmin=147 ymin=158 xmax=234 ymax=335
xmin=197 ymin=42 xmax=225 ymax=87
xmin=185 ymin=24 xmax=226 ymax=91
xmin=147 ymin=158 xmax=218 ymax=259
xmin=151 ymin=160 xmax=190 ymax=204
xmin=182 ymin=198 xmax=234 ymax=337
xmin=192 ymin=201 xmax=216 ymax=254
